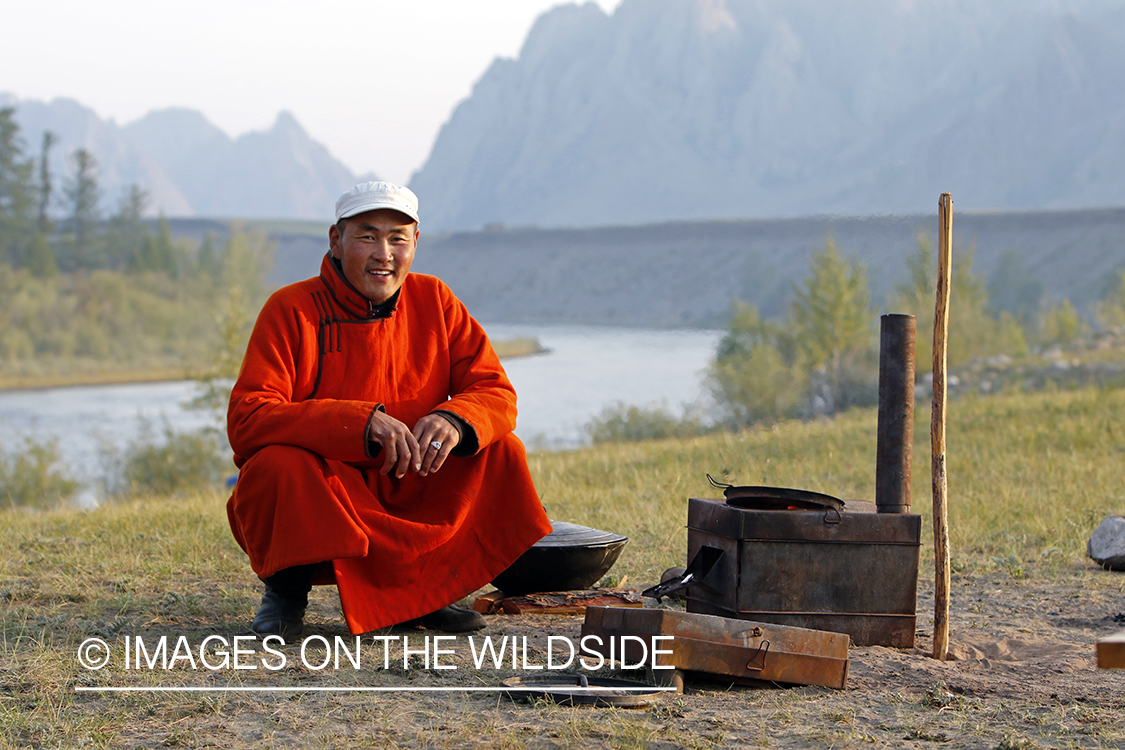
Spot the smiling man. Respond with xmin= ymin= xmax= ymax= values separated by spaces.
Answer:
xmin=225 ymin=182 xmax=551 ymax=638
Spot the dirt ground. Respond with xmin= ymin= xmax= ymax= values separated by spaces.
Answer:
xmin=66 ymin=560 xmax=1124 ymax=750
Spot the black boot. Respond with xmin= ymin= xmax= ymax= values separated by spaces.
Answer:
xmin=251 ymin=564 xmax=317 ymax=641
xmin=404 ymin=605 xmax=486 ymax=633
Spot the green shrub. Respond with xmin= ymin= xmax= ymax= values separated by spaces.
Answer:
xmin=585 ymin=402 xmax=707 ymax=444
xmin=101 ymin=420 xmax=229 ymax=499
xmin=1095 ymin=270 xmax=1125 ymax=329
xmin=0 ymin=436 xmax=80 ymax=509
xmin=711 ymin=241 xmax=878 ymax=426
xmin=1034 ymin=299 xmax=1087 ymax=347
xmin=709 ymin=336 xmax=806 ymax=425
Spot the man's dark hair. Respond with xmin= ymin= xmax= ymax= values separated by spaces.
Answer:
xmin=335 ymin=216 xmax=418 ymax=236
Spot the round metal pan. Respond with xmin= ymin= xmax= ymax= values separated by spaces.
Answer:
xmin=707 ymin=474 xmax=846 ymax=511
xmin=491 ymin=521 xmax=628 ymax=595
xmin=501 ymin=674 xmax=663 ymax=707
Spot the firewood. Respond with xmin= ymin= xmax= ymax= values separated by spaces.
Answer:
xmin=475 ymin=588 xmax=643 ymax=616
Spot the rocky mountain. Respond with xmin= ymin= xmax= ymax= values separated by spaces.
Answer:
xmin=411 ymin=0 xmax=1125 ymax=231
xmin=0 ymin=94 xmax=365 ymax=219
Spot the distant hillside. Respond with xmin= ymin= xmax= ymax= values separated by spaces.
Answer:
xmin=407 ymin=207 xmax=1125 ymax=329
xmin=0 ymin=95 xmax=366 ymax=220
xmin=167 ymin=205 xmax=1125 ymax=330
xmin=412 ymin=0 xmax=1125 ymax=231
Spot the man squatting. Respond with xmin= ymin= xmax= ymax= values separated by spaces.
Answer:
xmin=225 ymin=182 xmax=552 ymax=636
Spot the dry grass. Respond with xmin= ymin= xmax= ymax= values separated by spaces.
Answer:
xmin=532 ymin=386 xmax=1125 ymax=580
xmin=2 ymin=387 xmax=1124 ymax=748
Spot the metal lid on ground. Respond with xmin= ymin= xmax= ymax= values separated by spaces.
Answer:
xmin=501 ymin=674 xmax=664 ymax=707
xmin=534 ymin=520 xmax=628 ymax=548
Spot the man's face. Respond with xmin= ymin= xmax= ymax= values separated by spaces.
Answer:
xmin=329 ymin=209 xmax=419 ymax=304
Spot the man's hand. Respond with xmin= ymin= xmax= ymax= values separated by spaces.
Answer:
xmin=412 ymin=414 xmax=460 ymax=476
xmin=367 ymin=411 xmax=422 ymax=478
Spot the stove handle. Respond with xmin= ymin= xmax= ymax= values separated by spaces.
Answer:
xmin=641 ymin=545 xmax=724 ymax=601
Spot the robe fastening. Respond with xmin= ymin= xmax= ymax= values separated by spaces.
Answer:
xmin=226 ymin=254 xmax=551 ymax=634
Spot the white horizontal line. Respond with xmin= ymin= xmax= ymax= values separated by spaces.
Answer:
xmin=75 ymin=686 xmax=678 ymax=693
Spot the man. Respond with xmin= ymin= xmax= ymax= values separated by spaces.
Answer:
xmin=226 ymin=181 xmax=552 ymax=637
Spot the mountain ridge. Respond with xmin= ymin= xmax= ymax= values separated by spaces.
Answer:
xmin=411 ymin=0 xmax=1125 ymax=231
xmin=0 ymin=94 xmax=366 ymax=220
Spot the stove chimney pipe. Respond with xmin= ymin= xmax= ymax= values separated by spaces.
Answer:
xmin=876 ymin=314 xmax=916 ymax=514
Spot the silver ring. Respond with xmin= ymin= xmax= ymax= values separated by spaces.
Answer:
xmin=430 ymin=440 xmax=442 ymax=451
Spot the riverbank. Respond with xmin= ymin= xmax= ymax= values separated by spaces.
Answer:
xmin=490 ymin=336 xmax=549 ymax=359
xmin=0 ymin=338 xmax=548 ymax=393
xmin=0 ymin=366 xmax=195 ymax=393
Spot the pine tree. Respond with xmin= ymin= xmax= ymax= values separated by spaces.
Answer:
xmin=709 ymin=240 xmax=878 ymax=425
xmin=1095 ymin=271 xmax=1125 ymax=329
xmin=63 ymin=148 xmax=101 ymax=268
xmin=891 ymin=236 xmax=1027 ymax=369
xmin=0 ymin=107 xmax=36 ymax=266
xmin=153 ymin=215 xmax=177 ymax=277
xmin=986 ymin=248 xmax=1044 ymax=323
xmin=1037 ymin=299 xmax=1086 ymax=346
xmin=25 ymin=231 xmax=59 ymax=278
xmin=196 ymin=232 xmax=222 ymax=280
xmin=109 ymin=184 xmax=149 ymax=271
xmin=37 ymin=130 xmax=57 ymax=234
xmin=789 ymin=238 xmax=876 ymax=413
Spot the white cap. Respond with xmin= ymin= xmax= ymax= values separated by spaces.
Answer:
xmin=334 ymin=182 xmax=420 ymax=223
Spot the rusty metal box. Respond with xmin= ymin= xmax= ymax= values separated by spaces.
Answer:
xmin=582 ymin=605 xmax=849 ymax=690
xmin=685 ymin=497 xmax=921 ymax=648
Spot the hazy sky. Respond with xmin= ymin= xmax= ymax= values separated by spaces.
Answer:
xmin=1 ymin=0 xmax=623 ymax=185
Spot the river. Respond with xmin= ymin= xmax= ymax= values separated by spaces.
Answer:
xmin=0 ymin=325 xmax=722 ymax=501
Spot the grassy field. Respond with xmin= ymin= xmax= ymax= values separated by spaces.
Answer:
xmin=2 ymin=387 xmax=1123 ymax=748
xmin=532 ymin=386 xmax=1124 ymax=575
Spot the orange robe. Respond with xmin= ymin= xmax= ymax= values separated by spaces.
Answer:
xmin=226 ymin=254 xmax=551 ymax=634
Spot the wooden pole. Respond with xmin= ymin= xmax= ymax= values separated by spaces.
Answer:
xmin=932 ymin=193 xmax=953 ymax=661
